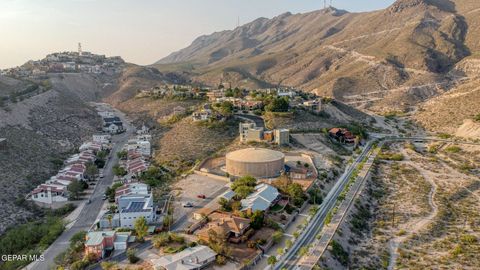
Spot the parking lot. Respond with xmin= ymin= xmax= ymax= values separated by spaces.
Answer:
xmin=171 ymin=174 xmax=229 ymax=230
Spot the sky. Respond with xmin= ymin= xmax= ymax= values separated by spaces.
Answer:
xmin=0 ymin=0 xmax=395 ymax=69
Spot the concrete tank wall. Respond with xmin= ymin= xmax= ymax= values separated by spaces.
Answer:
xmin=226 ymin=157 xmax=284 ymax=178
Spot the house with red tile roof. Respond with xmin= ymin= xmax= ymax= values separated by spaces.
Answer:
xmin=31 ymin=183 xmax=68 ymax=204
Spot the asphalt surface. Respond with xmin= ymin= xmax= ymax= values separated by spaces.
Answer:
xmin=27 ymin=106 xmax=134 ymax=270
xmin=234 ymin=113 xmax=265 ymax=128
xmin=274 ymin=141 xmax=375 ymax=270
xmin=171 ymin=185 xmax=230 ymax=231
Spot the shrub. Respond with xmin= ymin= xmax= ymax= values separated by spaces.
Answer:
xmin=330 ymin=240 xmax=349 ymax=266
xmin=127 ymin=248 xmax=140 ymax=263
xmin=272 ymin=231 xmax=283 ymax=244
xmin=216 ymin=255 xmax=227 ymax=265
xmin=445 ymin=146 xmax=461 ymax=153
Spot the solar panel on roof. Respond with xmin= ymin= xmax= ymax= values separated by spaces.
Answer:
xmin=125 ymin=201 xmax=145 ymax=212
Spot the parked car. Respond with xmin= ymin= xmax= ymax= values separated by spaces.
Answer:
xmin=102 ymin=194 xmax=107 ymax=200
xmin=99 ymin=174 xmax=104 ymax=178
xmin=182 ymin=202 xmax=194 ymax=208
xmin=197 ymin=194 xmax=206 ymax=199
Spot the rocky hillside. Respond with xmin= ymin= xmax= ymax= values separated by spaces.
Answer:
xmin=154 ymin=0 xmax=479 ymax=116
xmin=0 ymin=74 xmax=105 ymax=233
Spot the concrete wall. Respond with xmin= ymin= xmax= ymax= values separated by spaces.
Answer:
xmin=226 ymin=157 xmax=284 ymax=178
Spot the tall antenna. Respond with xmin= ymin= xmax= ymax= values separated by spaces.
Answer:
xmin=78 ymin=42 xmax=82 ymax=56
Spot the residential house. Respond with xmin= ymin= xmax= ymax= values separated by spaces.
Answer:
xmin=192 ymin=110 xmax=212 ymax=122
xmin=85 ymin=231 xmax=133 ymax=260
xmin=115 ymin=183 xmax=149 ymax=202
xmin=31 ymin=184 xmax=68 ymax=204
xmin=206 ymin=90 xmax=225 ymax=101
xmin=127 ymin=139 xmax=151 ymax=157
xmin=302 ymin=99 xmax=322 ymax=112
xmin=150 ymin=245 xmax=217 ymax=270
xmin=277 ymin=88 xmax=296 ymax=98
xmin=103 ymin=116 xmax=124 ymax=134
xmin=79 ymin=141 xmax=103 ymax=152
xmin=126 ymin=158 xmax=149 ymax=175
xmin=65 ymin=151 xmax=96 ymax=165
xmin=284 ymin=165 xmax=312 ymax=180
xmin=241 ymin=183 xmax=280 ymax=212
xmin=328 ymin=128 xmax=355 ymax=144
xmin=92 ymin=134 xmax=111 ymax=144
xmin=196 ymin=212 xmax=250 ymax=243
xmin=117 ymin=194 xmax=156 ymax=228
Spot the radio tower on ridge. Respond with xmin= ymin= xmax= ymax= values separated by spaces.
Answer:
xmin=78 ymin=42 xmax=83 ymax=56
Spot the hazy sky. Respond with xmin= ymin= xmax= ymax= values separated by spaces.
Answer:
xmin=0 ymin=0 xmax=395 ymax=69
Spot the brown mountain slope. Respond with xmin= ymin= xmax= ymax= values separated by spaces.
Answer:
xmin=154 ymin=0 xmax=479 ymax=114
xmin=105 ymin=65 xmax=187 ymax=106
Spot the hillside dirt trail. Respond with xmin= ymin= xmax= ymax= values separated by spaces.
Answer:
xmin=387 ymin=149 xmax=438 ymax=270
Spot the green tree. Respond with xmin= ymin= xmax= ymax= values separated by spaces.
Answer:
xmin=231 ymin=176 xmax=257 ymax=190
xmin=96 ymin=150 xmax=109 ymax=160
xmin=134 ymin=217 xmax=148 ymax=242
xmin=267 ymin=256 xmax=277 ymax=266
xmin=69 ymin=231 xmax=87 ymax=250
xmin=250 ymin=210 xmax=264 ymax=230
xmin=152 ymin=232 xmax=171 ymax=248
xmin=67 ymin=180 xmax=84 ymax=200
xmin=287 ymin=183 xmax=305 ymax=206
xmin=116 ymin=150 xmax=128 ymax=160
xmin=234 ymin=185 xmax=254 ymax=199
xmin=266 ymin=97 xmax=289 ymax=112
xmin=112 ymin=165 xmax=127 ymax=176
xmin=85 ymin=163 xmax=99 ymax=181
xmin=219 ymin=101 xmax=234 ymax=116
xmin=218 ymin=197 xmax=232 ymax=212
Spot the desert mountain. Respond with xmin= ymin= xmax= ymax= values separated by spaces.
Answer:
xmin=154 ymin=0 xmax=480 ymax=119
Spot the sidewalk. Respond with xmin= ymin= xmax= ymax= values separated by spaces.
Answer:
xmin=64 ymin=201 xmax=86 ymax=230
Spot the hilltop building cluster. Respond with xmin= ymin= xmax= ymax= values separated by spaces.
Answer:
xmin=1 ymin=45 xmax=124 ymax=79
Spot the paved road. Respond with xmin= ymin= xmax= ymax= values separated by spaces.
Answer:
xmin=298 ymin=144 xmax=381 ymax=269
xmin=26 ymin=105 xmax=134 ymax=270
xmin=234 ymin=113 xmax=265 ymax=128
xmin=274 ymin=141 xmax=375 ymax=270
